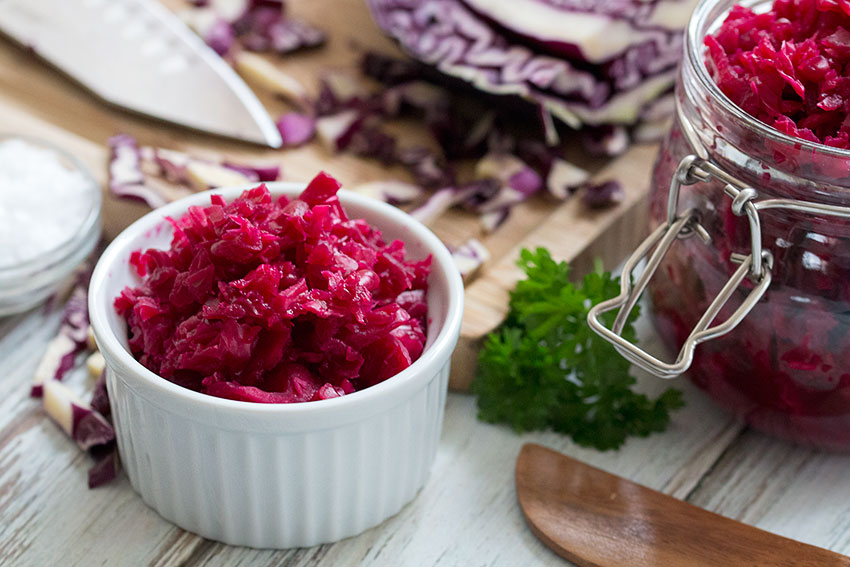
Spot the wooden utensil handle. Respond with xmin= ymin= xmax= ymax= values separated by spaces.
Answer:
xmin=516 ymin=443 xmax=850 ymax=567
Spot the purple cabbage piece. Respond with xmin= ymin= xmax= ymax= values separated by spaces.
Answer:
xmin=516 ymin=140 xmax=593 ymax=200
xmin=109 ymin=135 xmax=280 ymax=206
xmin=107 ymin=139 xmax=183 ymax=208
xmin=186 ymin=0 xmax=323 ymax=56
xmin=249 ymin=0 xmax=285 ymax=7
xmin=42 ymin=380 xmax=115 ymax=452
xmin=107 ymin=135 xmax=167 ymax=209
xmin=71 ymin=404 xmax=116 ymax=451
xmin=222 ymin=161 xmax=281 ymax=181
xmin=267 ymin=18 xmax=326 ymax=54
xmin=394 ymin=145 xmax=430 ymax=166
xmin=151 ymin=147 xmax=191 ymax=184
xmin=314 ymin=85 xmax=339 ymax=117
xmin=233 ymin=4 xmax=324 ymax=54
xmin=451 ymin=238 xmax=490 ymax=278
xmin=148 ymin=146 xmax=281 ymax=184
xmin=475 ymin=186 xmax=530 ymax=213
xmin=179 ymin=7 xmax=236 ymax=55
xmin=410 ymin=187 xmax=461 ymax=224
xmin=396 ymin=146 xmax=455 ymax=188
xmin=31 ymin=274 xmax=91 ymax=398
xmin=87 ymin=370 xmax=119 ymax=488
xmin=233 ymin=5 xmax=285 ymax=50
xmin=315 ymin=110 xmax=366 ymax=151
xmin=88 ymin=447 xmax=120 ymax=489
xmin=457 ymin=178 xmax=502 ymax=211
xmin=91 ymin=370 xmax=110 ymax=419
xmin=360 ymin=53 xmax=498 ymax=161
xmin=205 ymin=18 xmax=236 ymax=56
xmin=509 ymin=167 xmax=543 ymax=196
xmin=410 ymin=179 xmax=498 ymax=223
xmin=350 ymin=181 xmax=425 ymax=205
xmin=410 ymin=153 xmax=455 ymax=188
xmin=347 ymin=125 xmax=398 ymax=165
xmin=546 ymin=158 xmax=590 ymax=199
xmin=365 ymin=0 xmax=686 ymax=127
xmin=106 ymin=184 xmax=168 ymax=209
xmin=54 ymin=284 xmax=89 ymax=375
xmin=479 ymin=208 xmax=510 ymax=232
xmin=432 ymin=110 xmax=495 ymax=160
xmin=516 ymin=140 xmax=560 ymax=176
xmin=582 ymin=179 xmax=625 ymax=209
xmin=382 ymin=81 xmax=486 ymax=161
xmin=470 ymin=153 xmax=542 ymax=212
xmin=315 ymin=72 xmax=372 ymax=116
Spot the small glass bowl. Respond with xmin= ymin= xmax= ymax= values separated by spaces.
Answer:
xmin=0 ymin=135 xmax=101 ymax=317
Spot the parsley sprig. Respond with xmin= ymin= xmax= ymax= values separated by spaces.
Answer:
xmin=471 ymin=247 xmax=684 ymax=450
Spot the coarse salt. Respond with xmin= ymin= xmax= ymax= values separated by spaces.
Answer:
xmin=0 ymin=139 xmax=94 ymax=269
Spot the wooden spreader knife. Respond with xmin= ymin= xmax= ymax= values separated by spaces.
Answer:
xmin=516 ymin=443 xmax=850 ymax=566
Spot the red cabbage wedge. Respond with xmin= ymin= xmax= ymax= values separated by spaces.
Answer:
xmin=365 ymin=0 xmax=697 ymax=130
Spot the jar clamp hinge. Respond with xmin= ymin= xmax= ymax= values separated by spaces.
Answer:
xmin=587 ymin=150 xmax=850 ymax=379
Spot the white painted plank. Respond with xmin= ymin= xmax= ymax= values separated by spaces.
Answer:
xmin=176 ymin=318 xmax=742 ymax=566
xmin=0 ymin=308 xmax=203 ymax=567
xmin=688 ymin=431 xmax=850 ymax=553
xmin=0 ymin=311 xmax=744 ymax=567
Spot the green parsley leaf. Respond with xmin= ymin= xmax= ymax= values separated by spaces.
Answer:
xmin=471 ymin=247 xmax=684 ymax=450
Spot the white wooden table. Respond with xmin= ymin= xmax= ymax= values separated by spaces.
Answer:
xmin=3 ymin=300 xmax=850 ymax=566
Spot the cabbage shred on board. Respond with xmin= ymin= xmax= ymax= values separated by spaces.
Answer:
xmin=115 ymin=172 xmax=431 ymax=403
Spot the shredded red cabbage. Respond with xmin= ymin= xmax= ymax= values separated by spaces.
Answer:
xmin=115 ymin=172 xmax=431 ymax=403
xmin=706 ymin=0 xmax=850 ymax=148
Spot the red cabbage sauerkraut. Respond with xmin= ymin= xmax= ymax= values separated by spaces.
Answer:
xmin=706 ymin=0 xmax=850 ymax=148
xmin=115 ymin=172 xmax=430 ymax=403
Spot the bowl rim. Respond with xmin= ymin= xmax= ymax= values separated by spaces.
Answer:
xmin=89 ymin=181 xmax=464 ymax=420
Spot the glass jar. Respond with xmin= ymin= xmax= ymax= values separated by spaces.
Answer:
xmin=589 ymin=0 xmax=850 ymax=450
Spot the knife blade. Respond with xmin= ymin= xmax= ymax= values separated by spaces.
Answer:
xmin=0 ymin=0 xmax=283 ymax=148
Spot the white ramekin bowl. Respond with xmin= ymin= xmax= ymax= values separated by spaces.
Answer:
xmin=88 ymin=182 xmax=464 ymax=548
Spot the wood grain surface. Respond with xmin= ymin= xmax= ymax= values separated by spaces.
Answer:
xmin=517 ymin=443 xmax=850 ymax=567
xmin=7 ymin=308 xmax=850 ymax=566
xmin=5 ymin=2 xmax=850 ymax=566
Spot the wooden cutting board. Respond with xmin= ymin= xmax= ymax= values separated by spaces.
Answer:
xmin=0 ymin=0 xmax=655 ymax=391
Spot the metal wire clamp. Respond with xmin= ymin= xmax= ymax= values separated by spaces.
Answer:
xmin=588 ymin=89 xmax=850 ymax=378
xmin=587 ymin=153 xmax=776 ymax=379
